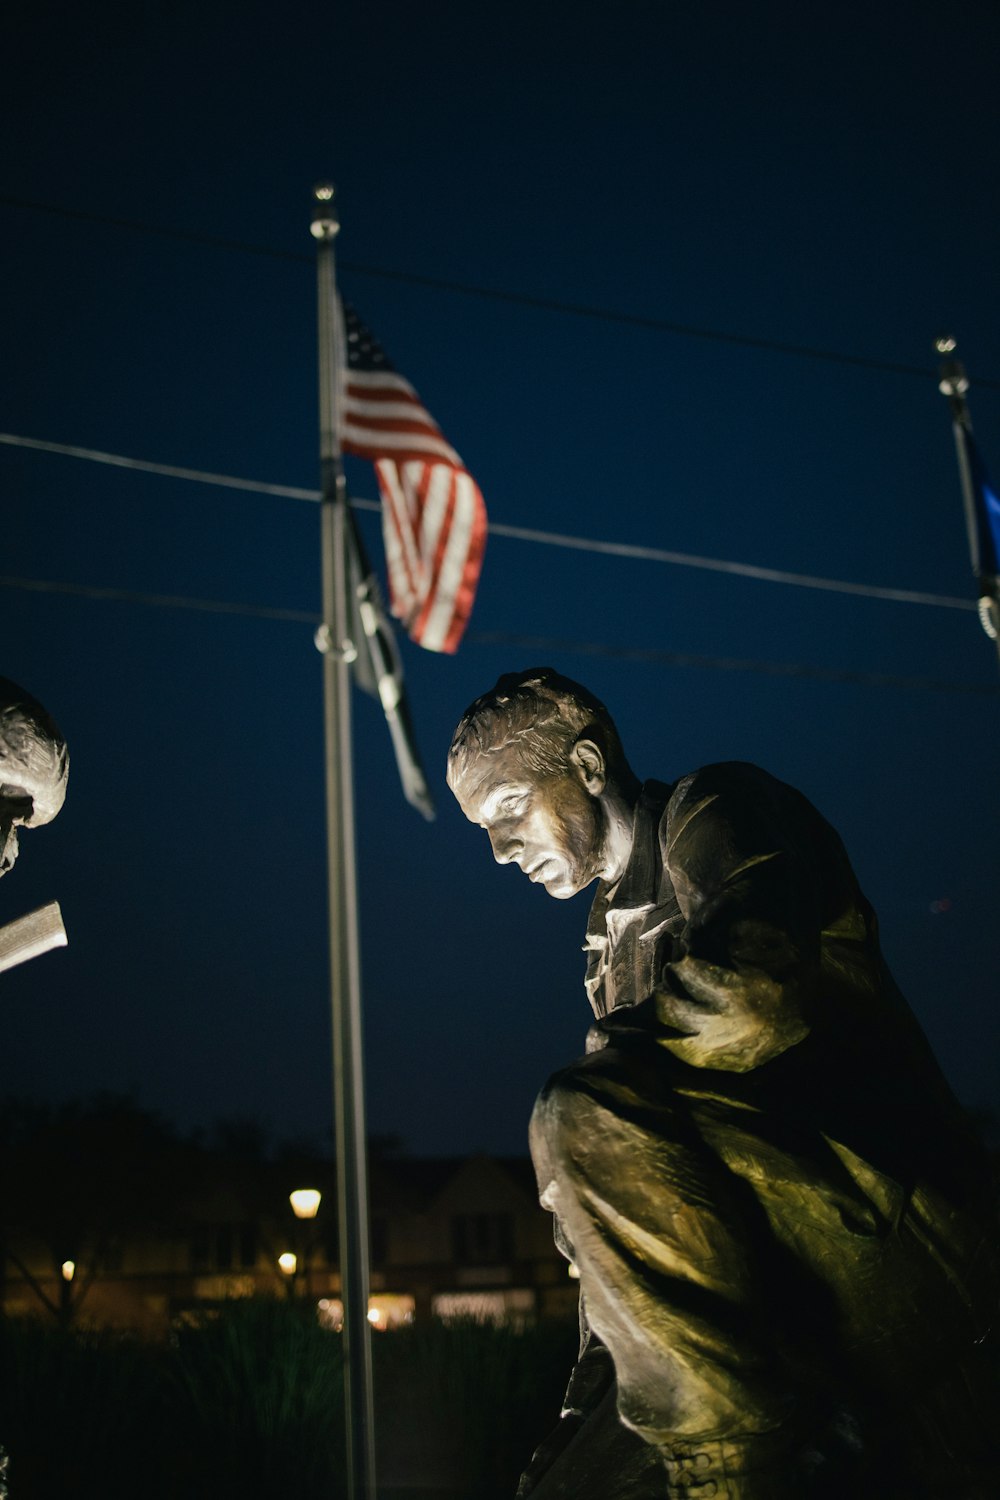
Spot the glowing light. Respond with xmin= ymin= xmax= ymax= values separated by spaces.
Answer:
xmin=314 ymin=183 xmax=335 ymax=201
xmin=61 ymin=1260 xmax=75 ymax=1282
xmin=567 ymin=1262 xmax=581 ymax=1280
xmin=317 ymin=1298 xmax=344 ymax=1331
xmin=289 ymin=1188 xmax=322 ymax=1220
xmin=318 ymin=1294 xmax=415 ymax=1332
xmin=934 ymin=335 xmax=957 ymax=354
xmin=278 ymin=1252 xmax=298 ymax=1275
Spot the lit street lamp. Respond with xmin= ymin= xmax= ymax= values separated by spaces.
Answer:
xmin=289 ymin=1188 xmax=322 ymax=1221
xmin=57 ymin=1255 xmax=76 ymax=1327
xmin=287 ymin=1187 xmax=323 ymax=1296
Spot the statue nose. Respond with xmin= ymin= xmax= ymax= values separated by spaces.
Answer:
xmin=489 ymin=827 xmax=523 ymax=865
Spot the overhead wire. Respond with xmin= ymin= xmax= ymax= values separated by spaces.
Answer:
xmin=0 ymin=433 xmax=977 ymax=613
xmin=474 ymin=632 xmax=1000 ymax=697
xmin=0 ymin=198 xmax=991 ymax=693
xmin=4 ymin=194 xmax=999 ymax=389
xmin=0 ymin=572 xmax=317 ymax=625
xmin=1 ymin=574 xmax=994 ymax=696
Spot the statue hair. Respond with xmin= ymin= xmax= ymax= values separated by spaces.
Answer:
xmin=0 ymin=677 xmax=69 ymax=827
xmin=447 ymin=668 xmax=628 ymax=789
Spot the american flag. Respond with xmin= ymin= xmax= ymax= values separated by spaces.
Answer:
xmin=338 ymin=301 xmax=487 ymax=654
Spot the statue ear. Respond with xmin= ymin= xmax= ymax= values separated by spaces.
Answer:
xmin=570 ymin=738 xmax=606 ymax=796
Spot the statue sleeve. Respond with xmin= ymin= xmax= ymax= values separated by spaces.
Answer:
xmin=651 ymin=762 xmax=857 ymax=1073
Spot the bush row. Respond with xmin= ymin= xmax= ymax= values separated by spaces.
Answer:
xmin=0 ymin=1301 xmax=578 ymax=1500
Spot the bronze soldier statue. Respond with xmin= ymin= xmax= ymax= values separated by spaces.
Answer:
xmin=448 ymin=668 xmax=999 ymax=1500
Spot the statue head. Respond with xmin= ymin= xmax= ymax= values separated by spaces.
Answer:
xmin=447 ymin=668 xmax=638 ymax=899
xmin=0 ymin=678 xmax=69 ymax=879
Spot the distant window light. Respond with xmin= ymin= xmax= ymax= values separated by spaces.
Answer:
xmin=317 ymin=1294 xmax=414 ymax=1332
xmin=239 ymin=1223 xmax=258 ymax=1269
xmin=189 ymin=1223 xmax=257 ymax=1273
xmin=451 ymin=1213 xmax=514 ymax=1265
xmin=432 ymin=1288 xmax=534 ymax=1326
xmin=190 ymin=1227 xmax=211 ymax=1272
xmin=102 ymin=1241 xmax=124 ymax=1274
xmin=215 ymin=1225 xmax=233 ymax=1272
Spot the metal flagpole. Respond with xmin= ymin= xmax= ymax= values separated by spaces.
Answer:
xmin=310 ymin=181 xmax=377 ymax=1500
xmin=936 ymin=335 xmax=1000 ymax=666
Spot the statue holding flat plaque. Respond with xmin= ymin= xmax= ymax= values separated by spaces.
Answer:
xmin=0 ymin=677 xmax=69 ymax=970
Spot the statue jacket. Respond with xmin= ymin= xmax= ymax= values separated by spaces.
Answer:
xmin=584 ymin=761 xmax=984 ymax=1204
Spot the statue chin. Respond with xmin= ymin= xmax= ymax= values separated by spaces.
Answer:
xmin=0 ymin=820 xmax=20 ymax=879
xmin=533 ymin=865 xmax=575 ymax=899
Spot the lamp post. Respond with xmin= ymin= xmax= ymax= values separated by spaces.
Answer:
xmin=289 ymin=1187 xmax=322 ymax=1298
xmin=58 ymin=1256 xmax=75 ymax=1328
xmin=277 ymin=1250 xmax=298 ymax=1299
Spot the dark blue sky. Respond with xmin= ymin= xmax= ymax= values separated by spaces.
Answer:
xmin=2 ymin=0 xmax=998 ymax=1155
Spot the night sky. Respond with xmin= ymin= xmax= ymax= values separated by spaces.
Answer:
xmin=2 ymin=0 xmax=999 ymax=1157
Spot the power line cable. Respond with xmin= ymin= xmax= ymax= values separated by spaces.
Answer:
xmin=0 ymin=433 xmax=323 ymax=503
xmin=0 ymin=573 xmax=316 ymax=624
xmin=0 ymin=433 xmax=977 ymax=613
xmin=0 ymin=194 xmax=308 ymax=265
xmin=476 ymin=632 xmax=1000 ymax=697
xmin=0 ymin=573 xmax=993 ymax=696
xmin=5 ymin=194 xmax=998 ymax=389
xmin=491 ymin=518 xmax=975 ymax=611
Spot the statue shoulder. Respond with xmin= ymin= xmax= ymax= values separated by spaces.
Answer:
xmin=661 ymin=760 xmax=788 ymax=827
xmin=658 ymin=761 xmax=836 ymax=868
xmin=671 ymin=759 xmax=787 ymax=797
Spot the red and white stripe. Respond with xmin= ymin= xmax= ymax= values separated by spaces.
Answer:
xmin=338 ymin=354 xmax=487 ymax=652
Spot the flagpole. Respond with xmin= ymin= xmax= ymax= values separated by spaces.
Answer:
xmin=311 ymin=182 xmax=376 ymax=1500
xmin=936 ymin=335 xmax=1000 ymax=664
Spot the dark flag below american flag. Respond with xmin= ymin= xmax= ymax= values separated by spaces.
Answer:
xmin=344 ymin=505 xmax=435 ymax=820
xmin=337 ymin=301 xmax=488 ymax=653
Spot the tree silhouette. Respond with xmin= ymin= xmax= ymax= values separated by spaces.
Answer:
xmin=0 ymin=1093 xmax=183 ymax=1324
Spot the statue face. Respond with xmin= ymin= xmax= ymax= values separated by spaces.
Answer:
xmin=0 ymin=681 xmax=70 ymax=878
xmin=455 ymin=741 xmax=605 ymax=900
xmin=0 ymin=789 xmax=35 ymax=878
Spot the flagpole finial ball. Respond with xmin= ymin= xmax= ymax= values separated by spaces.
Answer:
xmin=934 ymin=335 xmax=957 ymax=355
xmin=311 ymin=182 xmax=340 ymax=240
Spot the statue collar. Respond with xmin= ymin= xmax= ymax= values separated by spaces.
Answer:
xmin=588 ymin=778 xmax=673 ymax=929
xmin=610 ymin=778 xmax=673 ymax=910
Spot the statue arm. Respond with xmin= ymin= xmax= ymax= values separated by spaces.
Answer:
xmin=652 ymin=765 xmax=832 ymax=1073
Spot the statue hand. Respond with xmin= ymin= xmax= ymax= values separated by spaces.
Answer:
xmin=650 ymin=956 xmax=809 ymax=1072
